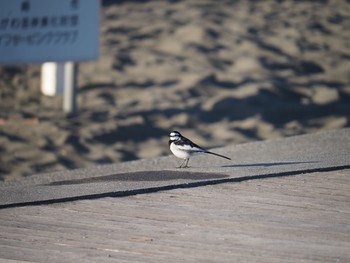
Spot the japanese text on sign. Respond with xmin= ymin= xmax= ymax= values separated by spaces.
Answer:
xmin=0 ymin=0 xmax=99 ymax=64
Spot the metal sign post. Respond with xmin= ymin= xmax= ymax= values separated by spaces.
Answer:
xmin=41 ymin=62 xmax=65 ymax=96
xmin=63 ymin=62 xmax=77 ymax=114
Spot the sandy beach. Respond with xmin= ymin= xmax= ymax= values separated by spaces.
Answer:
xmin=0 ymin=0 xmax=349 ymax=181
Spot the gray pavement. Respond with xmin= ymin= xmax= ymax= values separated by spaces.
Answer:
xmin=0 ymin=128 xmax=349 ymax=208
xmin=1 ymin=169 xmax=349 ymax=263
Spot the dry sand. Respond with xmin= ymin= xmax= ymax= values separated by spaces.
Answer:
xmin=0 ymin=0 xmax=350 ymax=181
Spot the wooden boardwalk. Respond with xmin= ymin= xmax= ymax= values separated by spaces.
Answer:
xmin=1 ymin=169 xmax=350 ymax=262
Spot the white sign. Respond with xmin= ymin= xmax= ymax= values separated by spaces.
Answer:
xmin=0 ymin=0 xmax=99 ymax=64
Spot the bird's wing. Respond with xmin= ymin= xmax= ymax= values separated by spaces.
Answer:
xmin=175 ymin=137 xmax=205 ymax=152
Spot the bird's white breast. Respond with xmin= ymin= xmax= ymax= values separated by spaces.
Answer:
xmin=170 ymin=142 xmax=191 ymax=159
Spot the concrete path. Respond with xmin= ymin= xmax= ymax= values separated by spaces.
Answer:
xmin=0 ymin=129 xmax=349 ymax=262
xmin=0 ymin=128 xmax=349 ymax=208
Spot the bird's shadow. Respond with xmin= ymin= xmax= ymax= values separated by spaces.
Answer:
xmin=47 ymin=170 xmax=229 ymax=186
xmin=47 ymin=161 xmax=317 ymax=186
xmin=48 ymin=162 xmax=314 ymax=186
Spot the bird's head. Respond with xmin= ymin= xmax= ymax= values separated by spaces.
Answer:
xmin=169 ymin=131 xmax=181 ymax=142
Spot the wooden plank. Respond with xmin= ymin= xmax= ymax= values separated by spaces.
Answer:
xmin=0 ymin=170 xmax=349 ymax=262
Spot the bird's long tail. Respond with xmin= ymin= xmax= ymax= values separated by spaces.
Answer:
xmin=205 ymin=151 xmax=231 ymax=160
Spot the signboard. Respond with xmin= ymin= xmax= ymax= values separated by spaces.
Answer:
xmin=0 ymin=0 xmax=99 ymax=64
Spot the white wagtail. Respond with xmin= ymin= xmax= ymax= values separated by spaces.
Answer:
xmin=169 ymin=131 xmax=231 ymax=168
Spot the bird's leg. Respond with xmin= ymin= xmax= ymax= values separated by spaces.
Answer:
xmin=177 ymin=158 xmax=190 ymax=168
xmin=177 ymin=158 xmax=186 ymax=168
xmin=183 ymin=158 xmax=190 ymax=168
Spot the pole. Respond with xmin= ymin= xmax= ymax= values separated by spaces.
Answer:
xmin=63 ymin=62 xmax=77 ymax=115
xmin=41 ymin=62 xmax=64 ymax=96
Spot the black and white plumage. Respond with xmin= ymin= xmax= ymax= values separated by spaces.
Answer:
xmin=169 ymin=131 xmax=231 ymax=168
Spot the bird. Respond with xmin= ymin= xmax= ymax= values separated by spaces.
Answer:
xmin=169 ymin=131 xmax=231 ymax=168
